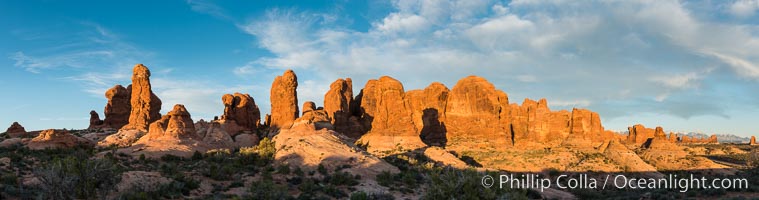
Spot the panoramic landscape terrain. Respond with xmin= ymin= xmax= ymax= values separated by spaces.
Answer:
xmin=2 ymin=0 xmax=759 ymax=199
xmin=0 ymin=64 xmax=757 ymax=199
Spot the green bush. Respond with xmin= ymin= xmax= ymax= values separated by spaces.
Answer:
xmin=35 ymin=156 xmax=120 ymax=199
xmin=277 ymin=164 xmax=291 ymax=174
xmin=248 ymin=179 xmax=289 ymax=200
xmin=376 ymin=171 xmax=395 ymax=187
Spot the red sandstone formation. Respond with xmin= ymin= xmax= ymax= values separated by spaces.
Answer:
xmin=126 ymin=104 xmax=209 ymax=158
xmin=627 ymin=124 xmax=656 ymax=145
xmin=122 ymin=64 xmax=162 ymax=132
xmin=405 ymin=82 xmax=449 ymax=146
xmin=27 ymin=129 xmax=92 ymax=150
xmin=5 ymin=122 xmax=27 ymax=138
xmin=444 ymin=76 xmax=510 ymax=150
xmin=751 ymin=136 xmax=756 ymax=145
xmin=140 ymin=104 xmax=200 ymax=141
xmin=269 ymin=70 xmax=299 ymax=132
xmin=357 ymin=76 xmax=417 ymax=134
xmin=103 ymin=84 xmax=131 ymax=129
xmin=221 ymin=93 xmax=261 ymax=131
xmin=324 ymin=78 xmax=364 ymax=138
xmin=88 ymin=110 xmax=104 ymax=129
xmin=562 ymin=108 xmax=604 ymax=149
xmin=668 ymin=132 xmax=678 ymax=143
xmin=356 ymin=76 xmax=425 ymax=153
xmin=291 ymin=102 xmax=333 ymax=131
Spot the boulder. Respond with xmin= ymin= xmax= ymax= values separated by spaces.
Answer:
xmin=27 ymin=129 xmax=92 ymax=150
xmin=5 ymin=122 xmax=27 ymax=138
xmin=97 ymin=129 xmax=145 ymax=148
xmin=221 ymin=93 xmax=261 ymax=131
xmin=269 ymin=69 xmax=299 ymax=132
xmin=233 ymin=133 xmax=259 ymax=148
xmin=122 ymin=64 xmax=162 ymax=132
xmin=292 ymin=103 xmax=333 ymax=131
xmin=200 ymin=122 xmax=235 ymax=149
xmin=302 ymin=101 xmax=316 ymax=114
xmin=103 ymin=85 xmax=131 ymax=129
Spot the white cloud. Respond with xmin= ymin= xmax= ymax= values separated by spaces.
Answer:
xmin=238 ymin=0 xmax=759 ymax=123
xmin=186 ymin=0 xmax=232 ymax=20
xmin=729 ymin=0 xmax=759 ymax=17
xmin=376 ymin=13 xmax=430 ymax=34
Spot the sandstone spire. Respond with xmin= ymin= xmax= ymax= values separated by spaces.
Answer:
xmin=88 ymin=110 xmax=104 ymax=129
xmin=750 ymin=136 xmax=756 ymax=145
xmin=103 ymin=84 xmax=131 ymax=129
xmin=122 ymin=64 xmax=162 ymax=132
xmin=269 ymin=69 xmax=299 ymax=131
xmin=324 ymin=78 xmax=362 ymax=136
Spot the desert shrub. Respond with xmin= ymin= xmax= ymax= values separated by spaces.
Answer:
xmin=277 ymin=164 xmax=291 ymax=174
xmin=203 ymin=162 xmax=235 ymax=181
xmin=318 ymin=164 xmax=328 ymax=175
xmin=293 ymin=166 xmax=304 ymax=176
xmin=350 ymin=191 xmax=369 ymax=200
xmin=118 ymin=175 xmax=200 ymax=200
xmin=324 ymin=184 xmax=347 ymax=198
xmin=248 ymin=179 xmax=289 ymax=200
xmin=160 ymin=154 xmax=183 ymax=162
xmin=298 ymin=178 xmax=320 ymax=197
xmin=325 ymin=171 xmax=359 ymax=186
xmin=35 ymin=156 xmax=120 ymax=199
xmin=376 ymin=171 xmax=394 ymax=187
xmin=422 ymin=168 xmax=527 ymax=200
xmin=191 ymin=151 xmax=203 ymax=160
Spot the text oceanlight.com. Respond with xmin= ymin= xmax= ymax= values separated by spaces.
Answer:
xmin=480 ymin=174 xmax=748 ymax=192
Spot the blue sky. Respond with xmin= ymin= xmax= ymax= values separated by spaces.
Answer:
xmin=2 ymin=0 xmax=759 ymax=137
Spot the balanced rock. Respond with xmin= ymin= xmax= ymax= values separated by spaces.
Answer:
xmin=27 ymin=129 xmax=92 ymax=150
xmin=269 ymin=70 xmax=299 ymax=132
xmin=291 ymin=102 xmax=332 ymax=131
xmin=324 ymin=78 xmax=362 ymax=137
xmin=5 ymin=122 xmax=27 ymax=138
xmin=103 ymin=84 xmax=131 ymax=129
xmin=122 ymin=64 xmax=162 ymax=132
xmin=221 ymin=93 xmax=261 ymax=131
xmin=88 ymin=110 xmax=104 ymax=129
xmin=405 ymin=82 xmax=449 ymax=146
xmin=302 ymin=101 xmax=316 ymax=114
xmin=444 ymin=76 xmax=511 ymax=150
